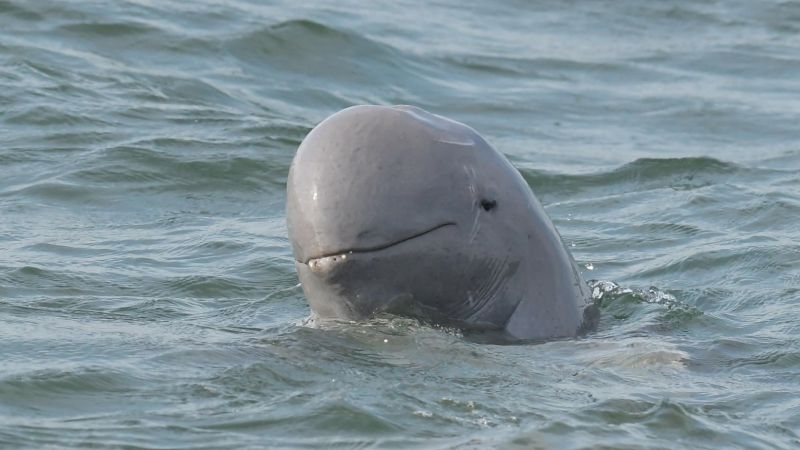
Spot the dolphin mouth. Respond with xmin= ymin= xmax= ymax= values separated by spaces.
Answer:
xmin=300 ymin=222 xmax=456 ymax=265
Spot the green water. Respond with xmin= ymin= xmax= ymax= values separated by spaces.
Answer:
xmin=1 ymin=1 xmax=799 ymax=448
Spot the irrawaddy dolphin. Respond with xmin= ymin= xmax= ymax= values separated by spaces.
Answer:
xmin=286 ymin=105 xmax=595 ymax=341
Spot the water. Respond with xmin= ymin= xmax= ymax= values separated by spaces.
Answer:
xmin=1 ymin=0 xmax=799 ymax=448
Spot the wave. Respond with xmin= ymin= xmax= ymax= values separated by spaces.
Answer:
xmin=59 ymin=21 xmax=159 ymax=37
xmin=223 ymin=19 xmax=434 ymax=97
xmin=521 ymin=156 xmax=750 ymax=199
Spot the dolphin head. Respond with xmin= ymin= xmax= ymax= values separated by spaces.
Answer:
xmin=287 ymin=105 xmax=586 ymax=335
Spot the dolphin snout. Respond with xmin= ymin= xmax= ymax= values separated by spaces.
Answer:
xmin=306 ymin=253 xmax=351 ymax=276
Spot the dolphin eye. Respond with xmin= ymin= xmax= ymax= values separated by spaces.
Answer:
xmin=480 ymin=199 xmax=497 ymax=212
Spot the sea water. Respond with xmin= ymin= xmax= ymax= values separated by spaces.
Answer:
xmin=1 ymin=1 xmax=799 ymax=448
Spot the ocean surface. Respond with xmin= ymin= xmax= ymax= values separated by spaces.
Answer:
xmin=1 ymin=0 xmax=799 ymax=448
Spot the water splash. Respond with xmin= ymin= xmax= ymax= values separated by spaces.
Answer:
xmin=589 ymin=279 xmax=682 ymax=308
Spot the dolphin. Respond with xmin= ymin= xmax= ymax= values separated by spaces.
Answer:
xmin=286 ymin=105 xmax=594 ymax=341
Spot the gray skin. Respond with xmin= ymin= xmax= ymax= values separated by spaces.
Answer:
xmin=286 ymin=105 xmax=593 ymax=341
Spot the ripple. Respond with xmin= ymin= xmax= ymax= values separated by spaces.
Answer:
xmin=0 ymin=0 xmax=43 ymax=21
xmin=224 ymin=18 xmax=432 ymax=97
xmin=4 ymin=104 xmax=114 ymax=127
xmin=60 ymin=145 xmax=290 ymax=194
xmin=0 ymin=367 xmax=139 ymax=396
xmin=522 ymin=157 xmax=746 ymax=200
xmin=59 ymin=21 xmax=159 ymax=37
xmin=154 ymin=275 xmax=262 ymax=299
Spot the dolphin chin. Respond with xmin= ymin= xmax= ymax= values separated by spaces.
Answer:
xmin=286 ymin=104 xmax=593 ymax=341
